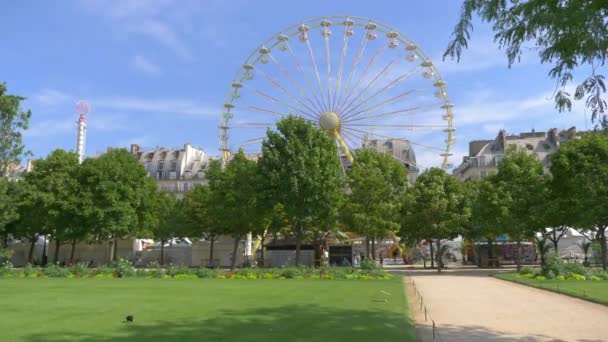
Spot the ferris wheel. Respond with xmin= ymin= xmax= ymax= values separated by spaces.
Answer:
xmin=220 ymin=15 xmax=454 ymax=171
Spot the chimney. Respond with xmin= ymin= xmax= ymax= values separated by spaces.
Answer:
xmin=497 ymin=130 xmax=507 ymax=151
xmin=548 ymin=128 xmax=558 ymax=145
xmin=130 ymin=144 xmax=140 ymax=155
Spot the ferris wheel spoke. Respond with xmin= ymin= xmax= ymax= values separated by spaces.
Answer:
xmin=324 ymin=34 xmax=332 ymax=111
xmin=239 ymin=137 xmax=266 ymax=148
xmin=347 ymin=123 xmax=448 ymax=131
xmin=335 ymin=44 xmax=385 ymax=116
xmin=333 ymin=28 xmax=369 ymax=113
xmin=339 ymin=66 xmax=422 ymax=121
xmin=342 ymin=101 xmax=444 ymax=124
xmin=342 ymin=127 xmax=446 ymax=153
xmin=338 ymin=56 xmax=400 ymax=118
xmin=305 ymin=37 xmax=329 ymax=112
xmin=285 ymin=42 xmax=327 ymax=115
xmin=245 ymin=106 xmax=288 ymax=117
xmin=241 ymin=84 xmax=317 ymax=121
xmin=254 ymin=67 xmax=321 ymax=119
xmin=340 ymin=129 xmax=364 ymax=148
xmin=267 ymin=52 xmax=324 ymax=116
xmin=341 ymin=88 xmax=428 ymax=122
xmin=332 ymin=22 xmax=351 ymax=113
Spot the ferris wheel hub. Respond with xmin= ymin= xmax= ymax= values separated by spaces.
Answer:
xmin=319 ymin=111 xmax=340 ymax=131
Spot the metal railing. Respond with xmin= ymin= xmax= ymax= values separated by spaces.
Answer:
xmin=409 ymin=277 xmax=443 ymax=341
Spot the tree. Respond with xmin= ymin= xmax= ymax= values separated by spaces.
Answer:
xmin=79 ymin=148 xmax=156 ymax=262
xmin=0 ymin=82 xmax=31 ymax=177
xmin=20 ymin=150 xmax=83 ymax=264
xmin=257 ymin=116 xmax=342 ymax=266
xmin=400 ymin=168 xmax=469 ymax=272
xmin=464 ymin=177 xmax=506 ymax=266
xmin=534 ymin=236 xmax=552 ymax=266
xmin=492 ymin=150 xmax=547 ymax=272
xmin=148 ymin=192 xmax=187 ymax=265
xmin=182 ymin=184 xmax=221 ymax=267
xmin=538 ymin=183 xmax=570 ymax=254
xmin=0 ymin=178 xmax=20 ymax=248
xmin=341 ymin=148 xmax=407 ymax=259
xmin=444 ymin=1 xmax=608 ymax=127
xmin=550 ymin=133 xmax=608 ymax=269
xmin=207 ymin=151 xmax=261 ymax=270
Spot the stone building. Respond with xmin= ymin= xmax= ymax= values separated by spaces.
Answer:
xmin=363 ymin=138 xmax=419 ymax=184
xmin=453 ymin=127 xmax=580 ymax=181
xmin=130 ymin=144 xmax=211 ymax=197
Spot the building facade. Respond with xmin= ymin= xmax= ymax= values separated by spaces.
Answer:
xmin=363 ymin=138 xmax=419 ymax=184
xmin=130 ymin=144 xmax=211 ymax=197
xmin=453 ymin=127 xmax=580 ymax=181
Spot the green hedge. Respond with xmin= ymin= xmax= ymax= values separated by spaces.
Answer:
xmin=0 ymin=259 xmax=393 ymax=280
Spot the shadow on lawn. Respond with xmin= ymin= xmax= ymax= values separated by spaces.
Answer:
xmin=22 ymin=304 xmax=415 ymax=342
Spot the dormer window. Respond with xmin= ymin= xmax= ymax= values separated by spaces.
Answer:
xmin=170 ymin=160 xmax=177 ymax=171
xmin=158 ymin=161 xmax=165 ymax=170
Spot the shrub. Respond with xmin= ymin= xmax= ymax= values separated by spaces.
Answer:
xmin=23 ymin=263 xmax=39 ymax=277
xmin=262 ymin=272 xmax=275 ymax=279
xmin=545 ymin=270 xmax=556 ymax=279
xmin=556 ymin=275 xmax=566 ymax=281
xmin=147 ymin=261 xmax=161 ymax=269
xmin=44 ymin=263 xmax=70 ymax=278
xmin=148 ymin=268 xmax=164 ymax=278
xmin=69 ymin=262 xmax=89 ymax=277
xmin=561 ymin=263 xmax=589 ymax=278
xmin=195 ymin=268 xmax=214 ymax=279
xmin=535 ymin=275 xmax=547 ymax=280
xmin=0 ymin=260 xmax=13 ymax=276
xmin=589 ymin=276 xmax=601 ymax=281
xmin=568 ymin=273 xmax=586 ymax=281
xmin=519 ymin=266 xmax=534 ymax=275
xmin=360 ymin=258 xmax=380 ymax=270
xmin=174 ymin=274 xmax=198 ymax=279
xmin=95 ymin=264 xmax=114 ymax=276
xmin=112 ymin=258 xmax=135 ymax=278
xmin=541 ymin=253 xmax=563 ymax=277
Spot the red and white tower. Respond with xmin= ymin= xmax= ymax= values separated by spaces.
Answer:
xmin=75 ymin=100 xmax=91 ymax=164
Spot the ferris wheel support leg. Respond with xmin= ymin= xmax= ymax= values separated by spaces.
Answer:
xmin=335 ymin=132 xmax=353 ymax=163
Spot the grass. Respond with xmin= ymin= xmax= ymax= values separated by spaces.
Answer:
xmin=0 ymin=278 xmax=414 ymax=342
xmin=496 ymin=273 xmax=608 ymax=305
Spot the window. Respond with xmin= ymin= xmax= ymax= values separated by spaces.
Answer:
xmin=169 ymin=171 xmax=177 ymax=180
xmin=158 ymin=161 xmax=165 ymax=170
xmin=157 ymin=171 xmax=163 ymax=180
xmin=170 ymin=160 xmax=177 ymax=171
xmin=145 ymin=161 xmax=151 ymax=170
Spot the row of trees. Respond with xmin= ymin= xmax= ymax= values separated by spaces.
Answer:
xmin=400 ymin=132 xmax=608 ymax=272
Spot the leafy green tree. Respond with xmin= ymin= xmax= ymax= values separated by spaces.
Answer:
xmin=463 ymin=177 xmax=506 ymax=265
xmin=551 ymin=133 xmax=608 ymax=269
xmin=257 ymin=116 xmax=342 ymax=266
xmin=0 ymin=178 xmax=20 ymax=247
xmin=182 ymin=184 xmax=222 ymax=267
xmin=538 ymin=177 xmax=570 ymax=253
xmin=444 ymin=0 xmax=608 ymax=126
xmin=207 ymin=151 xmax=261 ymax=270
xmin=0 ymin=82 xmax=31 ymax=177
xmin=148 ymin=192 xmax=188 ymax=265
xmin=79 ymin=148 xmax=156 ymax=262
xmin=534 ymin=236 xmax=553 ymax=266
xmin=400 ymin=168 xmax=469 ymax=272
xmin=492 ymin=150 xmax=547 ymax=271
xmin=341 ymin=148 xmax=407 ymax=259
xmin=20 ymin=150 xmax=82 ymax=263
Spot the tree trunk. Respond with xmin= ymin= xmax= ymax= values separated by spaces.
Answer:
xmin=487 ymin=239 xmax=494 ymax=261
xmin=552 ymin=229 xmax=559 ymax=254
xmin=295 ymin=227 xmax=302 ymax=267
xmin=53 ymin=239 xmax=61 ymax=264
xmin=599 ymin=227 xmax=607 ymax=271
xmin=69 ymin=239 xmax=77 ymax=264
xmin=2 ymin=232 xmax=8 ymax=248
xmin=27 ymin=235 xmax=37 ymax=264
xmin=371 ymin=237 xmax=376 ymax=260
xmin=365 ymin=238 xmax=370 ymax=258
xmin=436 ymin=240 xmax=442 ymax=273
xmin=515 ymin=238 xmax=522 ymax=272
xmin=113 ymin=238 xmax=118 ymax=261
xmin=429 ymin=239 xmax=435 ymax=269
xmin=230 ymin=235 xmax=240 ymax=271
xmin=209 ymin=235 xmax=215 ymax=268
xmin=160 ymin=239 xmax=165 ymax=266
xmin=41 ymin=236 xmax=47 ymax=266
xmin=260 ymin=234 xmax=265 ymax=268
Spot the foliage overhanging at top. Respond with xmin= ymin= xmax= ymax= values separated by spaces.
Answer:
xmin=444 ymin=0 xmax=608 ymax=126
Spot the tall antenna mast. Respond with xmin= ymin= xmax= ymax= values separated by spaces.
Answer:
xmin=75 ymin=100 xmax=91 ymax=164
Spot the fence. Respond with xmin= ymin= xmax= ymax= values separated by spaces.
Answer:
xmin=409 ymin=276 xmax=443 ymax=341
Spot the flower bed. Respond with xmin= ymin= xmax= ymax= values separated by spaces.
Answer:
xmin=0 ymin=259 xmax=393 ymax=280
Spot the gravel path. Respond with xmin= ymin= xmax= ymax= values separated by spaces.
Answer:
xmin=399 ymin=267 xmax=608 ymax=342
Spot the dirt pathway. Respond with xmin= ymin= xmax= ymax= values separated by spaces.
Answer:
xmin=398 ymin=267 xmax=608 ymax=342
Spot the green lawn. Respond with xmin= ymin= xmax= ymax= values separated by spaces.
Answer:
xmin=0 ymin=278 xmax=414 ymax=342
xmin=496 ymin=273 xmax=608 ymax=305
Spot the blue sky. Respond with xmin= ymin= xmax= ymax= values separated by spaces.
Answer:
xmin=1 ymin=0 xmax=589 ymax=169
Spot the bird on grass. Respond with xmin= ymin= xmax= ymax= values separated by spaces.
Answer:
xmin=124 ymin=315 xmax=134 ymax=323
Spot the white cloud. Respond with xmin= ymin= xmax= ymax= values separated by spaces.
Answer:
xmin=24 ymin=119 xmax=74 ymax=138
xmin=34 ymin=89 xmax=73 ymax=106
xmin=130 ymin=55 xmax=161 ymax=75
xmin=95 ymin=96 xmax=217 ymax=117
xmin=128 ymin=20 xmax=194 ymax=61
